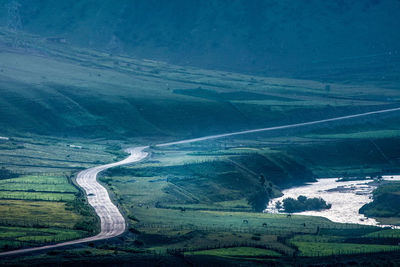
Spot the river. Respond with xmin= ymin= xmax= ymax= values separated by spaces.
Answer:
xmin=265 ymin=175 xmax=400 ymax=227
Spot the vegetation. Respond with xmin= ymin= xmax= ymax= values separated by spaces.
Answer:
xmin=1 ymin=0 xmax=398 ymax=81
xmin=292 ymin=241 xmax=400 ymax=257
xmin=0 ymin=8 xmax=399 ymax=265
xmin=0 ymin=171 xmax=100 ymax=252
xmin=360 ymin=182 xmax=400 ymax=219
xmin=91 ymin=144 xmax=400 ymax=264
xmin=0 ymin=25 xmax=399 ymax=141
xmin=0 ymin=167 xmax=19 ymax=180
xmin=0 ymin=135 xmax=116 ymax=174
xmin=282 ymin=195 xmax=332 ymax=213
xmin=103 ymin=150 xmax=311 ymax=213
xmin=186 ymin=246 xmax=282 ymax=258
xmin=0 ymin=175 xmax=77 ymax=202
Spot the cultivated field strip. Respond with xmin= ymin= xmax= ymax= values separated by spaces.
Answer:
xmin=1 ymin=107 xmax=400 ymax=256
xmin=0 ymin=147 xmax=148 ymax=256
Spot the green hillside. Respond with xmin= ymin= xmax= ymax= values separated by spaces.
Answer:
xmin=0 ymin=28 xmax=399 ymax=139
xmin=1 ymin=1 xmax=400 ymax=265
xmin=0 ymin=0 xmax=399 ymax=80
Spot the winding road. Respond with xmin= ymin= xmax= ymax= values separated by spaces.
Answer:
xmin=0 ymin=146 xmax=149 ymax=257
xmin=1 ymin=106 xmax=400 ymax=257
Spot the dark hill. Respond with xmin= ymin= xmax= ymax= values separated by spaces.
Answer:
xmin=1 ymin=0 xmax=399 ymax=77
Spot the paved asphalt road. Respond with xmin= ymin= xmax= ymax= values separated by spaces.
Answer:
xmin=1 ymin=106 xmax=399 ymax=257
xmin=0 ymin=146 xmax=149 ymax=257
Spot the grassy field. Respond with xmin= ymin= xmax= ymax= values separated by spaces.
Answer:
xmin=0 ymin=226 xmax=86 ymax=251
xmin=0 ymin=135 xmax=122 ymax=174
xmin=0 ymin=175 xmax=76 ymax=202
xmin=292 ymin=241 xmax=400 ymax=257
xmin=0 ymin=133 xmax=122 ymax=253
xmin=0 ymin=134 xmax=116 ymax=253
xmin=1 ymin=27 xmax=400 ymax=141
xmin=0 ymin=199 xmax=82 ymax=228
xmin=186 ymin=246 xmax=282 ymax=258
xmin=95 ymin=142 xmax=400 ymax=260
xmin=0 ymin=173 xmax=99 ymax=252
xmin=81 ymin=126 xmax=400 ymax=265
xmin=0 ymin=26 xmax=399 ymax=265
xmin=359 ymin=182 xmax=400 ymax=224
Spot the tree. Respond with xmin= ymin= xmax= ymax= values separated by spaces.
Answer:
xmin=282 ymin=195 xmax=331 ymax=213
xmin=248 ymin=189 xmax=269 ymax=212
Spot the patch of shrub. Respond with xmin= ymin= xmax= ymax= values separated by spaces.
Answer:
xmin=129 ymin=227 xmax=141 ymax=234
xmin=247 ymin=189 xmax=270 ymax=212
xmin=73 ymin=219 xmax=95 ymax=232
xmin=128 ymin=214 xmax=140 ymax=222
xmin=0 ymin=167 xmax=19 ymax=180
xmin=283 ymin=195 xmax=331 ymax=213
xmin=360 ymin=182 xmax=400 ymax=217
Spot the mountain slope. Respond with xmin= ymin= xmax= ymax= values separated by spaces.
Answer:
xmin=0 ymin=29 xmax=399 ymax=139
xmin=0 ymin=0 xmax=399 ymax=77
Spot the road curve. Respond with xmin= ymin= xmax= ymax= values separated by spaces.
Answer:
xmin=0 ymin=146 xmax=149 ymax=257
xmin=1 ymin=106 xmax=399 ymax=257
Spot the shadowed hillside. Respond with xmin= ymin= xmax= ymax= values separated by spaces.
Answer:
xmin=0 ymin=0 xmax=399 ymax=79
xmin=0 ymin=30 xmax=399 ymax=139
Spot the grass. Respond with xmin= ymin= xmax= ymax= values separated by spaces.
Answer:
xmin=360 ymin=182 xmax=400 ymax=220
xmin=0 ymin=200 xmax=83 ymax=228
xmin=1 ymin=26 xmax=399 ymax=141
xmin=0 ymin=135 xmax=118 ymax=174
xmin=0 ymin=134 xmax=121 ymax=253
xmin=97 ymin=141 xmax=400 ymax=261
xmin=292 ymin=241 xmax=400 ymax=257
xmin=186 ymin=246 xmax=282 ymax=258
xmin=0 ymin=25 xmax=399 ymax=265
xmin=0 ymin=226 xmax=85 ymax=248
xmin=0 ymin=198 xmax=95 ymax=252
xmin=363 ymin=229 xmax=400 ymax=238
xmin=0 ymin=191 xmax=75 ymax=201
xmin=100 ymin=146 xmax=398 ymax=257
xmin=0 ymin=170 xmax=100 ymax=252
xmin=0 ymin=175 xmax=77 ymax=202
xmin=307 ymin=130 xmax=400 ymax=140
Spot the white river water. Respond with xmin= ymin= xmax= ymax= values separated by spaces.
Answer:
xmin=265 ymin=175 xmax=400 ymax=228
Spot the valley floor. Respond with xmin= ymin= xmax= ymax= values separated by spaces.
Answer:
xmin=0 ymin=28 xmax=400 ymax=265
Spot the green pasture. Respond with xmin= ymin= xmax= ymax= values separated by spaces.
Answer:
xmin=0 ymin=135 xmax=118 ymax=173
xmin=0 ymin=226 xmax=85 ymax=245
xmin=0 ymin=175 xmax=77 ymax=192
xmin=0 ymin=175 xmax=77 ymax=201
xmin=100 ymin=142 xmax=400 ymax=257
xmin=0 ymin=191 xmax=74 ymax=201
xmin=364 ymin=229 xmax=400 ymax=238
xmin=0 ymin=200 xmax=83 ymax=228
xmin=0 ymin=26 xmax=400 ymax=264
xmin=0 ymin=173 xmax=98 ymax=252
xmin=307 ymin=129 xmax=400 ymax=140
xmin=1 ymin=26 xmax=399 ymax=143
xmin=292 ymin=241 xmax=400 ymax=257
xmin=186 ymin=246 xmax=282 ymax=258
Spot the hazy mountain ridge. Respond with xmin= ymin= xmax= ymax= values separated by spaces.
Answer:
xmin=1 ymin=0 xmax=399 ymax=76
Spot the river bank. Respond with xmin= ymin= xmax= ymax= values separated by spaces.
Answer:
xmin=265 ymin=175 xmax=400 ymax=228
